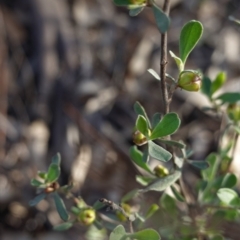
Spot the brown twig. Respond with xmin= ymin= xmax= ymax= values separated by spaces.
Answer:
xmin=160 ymin=0 xmax=171 ymax=114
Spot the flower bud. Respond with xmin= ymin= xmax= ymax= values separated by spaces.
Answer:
xmin=153 ymin=165 xmax=169 ymax=178
xmin=227 ymin=103 xmax=240 ymax=123
xmin=178 ymin=70 xmax=202 ymax=92
xmin=78 ymin=209 xmax=96 ymax=225
xmin=116 ymin=203 xmax=131 ymax=222
xmin=133 ymin=130 xmax=148 ymax=146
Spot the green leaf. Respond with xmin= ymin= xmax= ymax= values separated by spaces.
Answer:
xmin=29 ymin=193 xmax=47 ymax=206
xmin=127 ymin=229 xmax=161 ymax=240
xmin=148 ymin=69 xmax=160 ymax=81
xmin=160 ymin=193 xmax=177 ymax=216
xmin=46 ymin=163 xmax=60 ymax=183
xmin=187 ymin=160 xmax=209 ymax=170
xmin=158 ymin=139 xmax=185 ymax=149
xmin=148 ymin=141 xmax=172 ymax=162
xmin=201 ymin=153 xmax=218 ymax=181
xmin=150 ymin=112 xmax=180 ymax=139
xmin=216 ymin=92 xmax=240 ymax=104
xmin=145 ymin=204 xmax=159 ymax=219
xmin=170 ymin=185 xmax=185 ymax=202
xmin=51 ymin=153 xmax=61 ymax=165
xmin=179 ymin=20 xmax=203 ymax=64
xmin=129 ymin=146 xmax=152 ymax=174
xmin=134 ymin=101 xmax=151 ymax=128
xmin=141 ymin=170 xmax=181 ymax=193
xmin=109 ymin=225 xmax=126 ymax=240
xmin=129 ymin=6 xmax=144 ymax=16
xmin=121 ymin=189 xmax=139 ymax=203
xmin=92 ymin=200 xmax=106 ymax=211
xmin=136 ymin=175 xmax=156 ymax=186
xmin=174 ymin=156 xmax=184 ymax=168
xmin=211 ymin=72 xmax=226 ymax=96
xmin=136 ymin=115 xmax=149 ymax=136
xmin=169 ymin=51 xmax=184 ymax=72
xmin=217 ymin=188 xmax=239 ymax=205
xmin=53 ymin=192 xmax=69 ymax=221
xmin=54 ymin=222 xmax=73 ymax=231
xmin=113 ymin=0 xmax=133 ymax=5
xmin=152 ymin=2 xmax=170 ymax=33
xmin=221 ymin=173 xmax=237 ymax=188
xmin=201 ymin=76 xmax=212 ymax=98
xmin=210 ymin=235 xmax=225 ymax=240
xmin=151 ymin=113 xmax=162 ymax=129
xmin=31 ymin=179 xmax=45 ymax=187
xmin=37 ymin=171 xmax=47 ymax=179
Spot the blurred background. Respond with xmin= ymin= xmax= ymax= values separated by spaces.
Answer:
xmin=0 ymin=0 xmax=240 ymax=239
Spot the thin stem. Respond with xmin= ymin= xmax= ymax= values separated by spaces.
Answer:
xmin=160 ymin=0 xmax=171 ymax=114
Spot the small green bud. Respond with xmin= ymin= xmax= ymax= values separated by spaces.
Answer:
xmin=133 ymin=130 xmax=150 ymax=146
xmin=116 ymin=203 xmax=131 ymax=222
xmin=153 ymin=165 xmax=169 ymax=178
xmin=78 ymin=208 xmax=96 ymax=225
xmin=227 ymin=103 xmax=240 ymax=122
xmin=178 ymin=70 xmax=202 ymax=92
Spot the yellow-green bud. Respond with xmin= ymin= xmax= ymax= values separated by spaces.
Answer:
xmin=116 ymin=203 xmax=131 ymax=222
xmin=153 ymin=165 xmax=169 ymax=178
xmin=227 ymin=103 xmax=240 ymax=123
xmin=78 ymin=209 xmax=96 ymax=225
xmin=178 ymin=70 xmax=202 ymax=92
xmin=133 ymin=130 xmax=149 ymax=146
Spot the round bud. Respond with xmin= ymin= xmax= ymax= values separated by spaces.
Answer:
xmin=178 ymin=70 xmax=202 ymax=92
xmin=133 ymin=130 xmax=148 ymax=146
xmin=153 ymin=165 xmax=169 ymax=178
xmin=116 ymin=203 xmax=131 ymax=222
xmin=227 ymin=103 xmax=240 ymax=123
xmin=78 ymin=209 xmax=96 ymax=226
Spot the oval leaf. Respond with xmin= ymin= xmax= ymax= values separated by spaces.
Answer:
xmin=201 ymin=153 xmax=218 ymax=181
xmin=141 ymin=170 xmax=181 ymax=193
xmin=217 ymin=188 xmax=239 ymax=205
xmin=148 ymin=141 xmax=172 ymax=162
xmin=113 ymin=0 xmax=133 ymax=5
xmin=136 ymin=115 xmax=149 ymax=136
xmin=54 ymin=222 xmax=73 ymax=231
xmin=129 ymin=146 xmax=152 ymax=174
xmin=148 ymin=69 xmax=160 ymax=81
xmin=53 ymin=192 xmax=69 ymax=221
xmin=187 ymin=160 xmax=209 ymax=170
xmin=136 ymin=175 xmax=156 ymax=186
xmin=150 ymin=112 xmax=180 ymax=139
xmin=221 ymin=173 xmax=237 ymax=188
xmin=201 ymin=76 xmax=212 ymax=98
xmin=151 ymin=112 xmax=162 ymax=129
xmin=47 ymin=163 xmax=60 ymax=183
xmin=169 ymin=51 xmax=184 ymax=72
xmin=109 ymin=225 xmax=126 ymax=240
xmin=127 ymin=229 xmax=160 ymax=240
xmin=211 ymin=72 xmax=226 ymax=96
xmin=134 ymin=101 xmax=151 ymax=128
xmin=29 ymin=193 xmax=47 ymax=206
xmin=170 ymin=185 xmax=185 ymax=202
xmin=179 ymin=20 xmax=203 ymax=64
xmin=158 ymin=139 xmax=185 ymax=149
xmin=121 ymin=189 xmax=139 ymax=203
xmin=51 ymin=153 xmax=61 ymax=165
xmin=216 ymin=92 xmax=240 ymax=104
xmin=152 ymin=2 xmax=170 ymax=33
xmin=129 ymin=6 xmax=145 ymax=16
xmin=31 ymin=179 xmax=45 ymax=187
